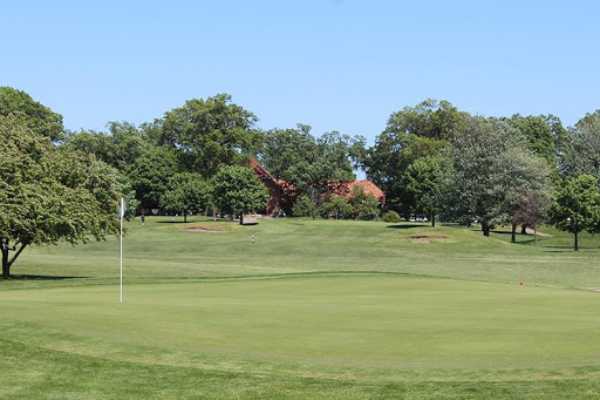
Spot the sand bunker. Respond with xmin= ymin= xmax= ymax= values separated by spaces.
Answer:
xmin=185 ymin=225 xmax=225 ymax=233
xmin=407 ymin=234 xmax=449 ymax=244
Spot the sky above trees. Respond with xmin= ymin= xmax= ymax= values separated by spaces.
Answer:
xmin=1 ymin=1 xmax=599 ymax=141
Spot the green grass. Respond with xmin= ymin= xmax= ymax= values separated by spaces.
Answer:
xmin=2 ymin=217 xmax=600 ymax=399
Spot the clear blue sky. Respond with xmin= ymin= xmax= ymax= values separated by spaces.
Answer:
xmin=2 ymin=1 xmax=599 ymax=142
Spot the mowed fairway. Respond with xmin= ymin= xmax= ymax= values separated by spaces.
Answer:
xmin=2 ymin=218 xmax=600 ymax=399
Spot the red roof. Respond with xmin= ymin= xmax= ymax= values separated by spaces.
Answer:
xmin=248 ymin=158 xmax=385 ymax=214
xmin=328 ymin=180 xmax=385 ymax=203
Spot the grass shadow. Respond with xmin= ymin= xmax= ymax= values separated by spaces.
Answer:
xmin=512 ymin=238 xmax=540 ymax=245
xmin=490 ymin=230 xmax=512 ymax=235
xmin=3 ymin=275 xmax=85 ymax=281
xmin=155 ymin=220 xmax=192 ymax=224
xmin=155 ymin=219 xmax=232 ymax=224
xmin=386 ymin=224 xmax=425 ymax=230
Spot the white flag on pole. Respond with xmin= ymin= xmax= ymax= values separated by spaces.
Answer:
xmin=120 ymin=198 xmax=126 ymax=218
xmin=119 ymin=198 xmax=124 ymax=304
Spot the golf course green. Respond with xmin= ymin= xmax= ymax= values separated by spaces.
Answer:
xmin=2 ymin=218 xmax=600 ymax=399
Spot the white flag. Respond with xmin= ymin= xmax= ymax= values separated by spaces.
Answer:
xmin=120 ymin=198 xmax=126 ymax=219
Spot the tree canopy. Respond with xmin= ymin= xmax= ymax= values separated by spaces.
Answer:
xmin=7 ymin=86 xmax=600 ymax=251
xmin=258 ymin=126 xmax=363 ymax=212
xmin=448 ymin=117 xmax=550 ymax=236
xmin=0 ymin=115 xmax=121 ymax=277
xmin=505 ymin=114 xmax=567 ymax=165
xmin=384 ymin=99 xmax=469 ymax=140
xmin=363 ymin=132 xmax=447 ymax=216
xmin=212 ymin=166 xmax=269 ymax=222
xmin=159 ymin=94 xmax=261 ymax=177
xmin=550 ymin=175 xmax=600 ymax=251
xmin=0 ymin=87 xmax=64 ymax=141
xmin=127 ymin=146 xmax=179 ymax=211
xmin=260 ymin=124 xmax=317 ymax=180
xmin=562 ymin=110 xmax=600 ymax=180
xmin=64 ymin=122 xmax=151 ymax=171
xmin=161 ymin=173 xmax=212 ymax=223
xmin=405 ymin=155 xmax=451 ymax=227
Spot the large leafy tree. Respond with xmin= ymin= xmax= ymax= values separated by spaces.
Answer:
xmin=510 ymin=190 xmax=551 ymax=243
xmin=502 ymin=148 xmax=552 ymax=242
xmin=160 ymin=94 xmax=261 ymax=176
xmin=549 ymin=175 xmax=600 ymax=251
xmin=260 ymin=126 xmax=362 ymax=197
xmin=506 ymin=114 xmax=567 ymax=166
xmin=161 ymin=173 xmax=212 ymax=223
xmin=127 ymin=146 xmax=179 ymax=212
xmin=384 ymin=99 xmax=469 ymax=140
xmin=562 ymin=110 xmax=600 ymax=180
xmin=0 ymin=87 xmax=64 ymax=141
xmin=0 ymin=116 xmax=121 ymax=278
xmin=405 ymin=155 xmax=452 ymax=227
xmin=259 ymin=127 xmax=362 ymax=211
xmin=286 ymin=134 xmax=358 ymax=206
xmin=212 ymin=166 xmax=269 ymax=223
xmin=448 ymin=116 xmax=546 ymax=236
xmin=64 ymin=122 xmax=150 ymax=171
xmin=363 ymin=99 xmax=464 ymax=216
xmin=259 ymin=124 xmax=317 ymax=179
xmin=364 ymin=133 xmax=447 ymax=216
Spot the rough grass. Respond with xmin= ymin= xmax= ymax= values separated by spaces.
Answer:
xmin=2 ymin=217 xmax=600 ymax=399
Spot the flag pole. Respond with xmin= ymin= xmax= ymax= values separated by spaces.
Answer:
xmin=120 ymin=197 xmax=124 ymax=304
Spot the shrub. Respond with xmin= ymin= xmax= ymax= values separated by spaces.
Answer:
xmin=382 ymin=210 xmax=401 ymax=223
xmin=320 ymin=195 xmax=353 ymax=219
xmin=349 ymin=186 xmax=380 ymax=220
xmin=292 ymin=195 xmax=317 ymax=218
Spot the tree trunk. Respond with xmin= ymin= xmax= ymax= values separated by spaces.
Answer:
xmin=1 ymin=238 xmax=9 ymax=279
xmin=240 ymin=214 xmax=244 ymax=225
xmin=511 ymin=223 xmax=517 ymax=243
xmin=481 ymin=222 xmax=491 ymax=237
xmin=574 ymin=230 xmax=579 ymax=251
xmin=184 ymin=212 xmax=187 ymax=223
xmin=431 ymin=214 xmax=436 ymax=228
xmin=521 ymin=224 xmax=528 ymax=235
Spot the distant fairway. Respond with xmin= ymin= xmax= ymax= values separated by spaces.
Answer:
xmin=2 ymin=218 xmax=600 ymax=399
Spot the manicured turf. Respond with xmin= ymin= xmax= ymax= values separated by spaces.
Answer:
xmin=2 ymin=217 xmax=600 ymax=399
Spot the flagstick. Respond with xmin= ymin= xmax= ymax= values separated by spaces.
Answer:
xmin=120 ymin=197 xmax=124 ymax=304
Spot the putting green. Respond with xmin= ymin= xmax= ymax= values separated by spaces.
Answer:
xmin=3 ymin=274 xmax=600 ymax=374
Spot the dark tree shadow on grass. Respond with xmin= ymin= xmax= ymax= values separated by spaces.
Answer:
xmin=156 ymin=219 xmax=232 ymax=224
xmin=386 ymin=224 xmax=424 ymax=230
xmin=3 ymin=275 xmax=85 ymax=281
xmin=512 ymin=238 xmax=540 ymax=245
xmin=542 ymin=245 xmax=579 ymax=253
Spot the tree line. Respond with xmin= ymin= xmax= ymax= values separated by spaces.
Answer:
xmin=2 ymin=87 xmax=600 ymax=278
xmin=362 ymin=99 xmax=600 ymax=249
